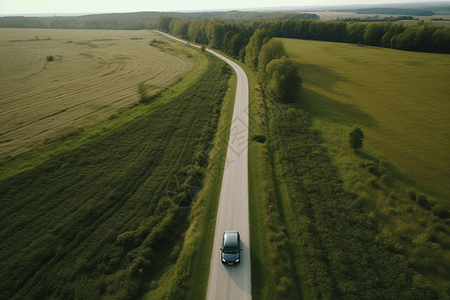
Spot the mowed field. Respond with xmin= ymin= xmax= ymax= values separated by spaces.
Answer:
xmin=0 ymin=29 xmax=195 ymax=160
xmin=281 ymin=38 xmax=450 ymax=200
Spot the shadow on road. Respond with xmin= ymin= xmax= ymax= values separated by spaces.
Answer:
xmin=224 ymin=241 xmax=251 ymax=294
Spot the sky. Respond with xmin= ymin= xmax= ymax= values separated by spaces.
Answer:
xmin=0 ymin=0 xmax=444 ymax=15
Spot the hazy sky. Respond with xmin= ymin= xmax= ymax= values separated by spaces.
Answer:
xmin=0 ymin=0 xmax=443 ymax=15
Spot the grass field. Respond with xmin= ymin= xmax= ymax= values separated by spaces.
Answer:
xmin=0 ymin=52 xmax=230 ymax=300
xmin=282 ymin=37 xmax=450 ymax=297
xmin=0 ymin=29 xmax=195 ymax=160
xmin=282 ymin=38 xmax=450 ymax=201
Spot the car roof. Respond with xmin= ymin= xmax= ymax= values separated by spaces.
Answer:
xmin=223 ymin=231 xmax=239 ymax=247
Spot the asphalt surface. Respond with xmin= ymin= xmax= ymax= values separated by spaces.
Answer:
xmin=156 ymin=31 xmax=251 ymax=300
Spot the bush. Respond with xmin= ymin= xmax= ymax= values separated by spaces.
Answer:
xmin=46 ymin=55 xmax=54 ymax=62
xmin=417 ymin=194 xmax=432 ymax=210
xmin=432 ymin=205 xmax=450 ymax=220
xmin=408 ymin=190 xmax=417 ymax=201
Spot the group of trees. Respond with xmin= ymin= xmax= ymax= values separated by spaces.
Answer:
xmin=2 ymin=10 xmax=448 ymax=54
xmin=255 ymin=18 xmax=450 ymax=54
xmin=160 ymin=15 xmax=450 ymax=57
xmin=159 ymin=19 xmax=303 ymax=103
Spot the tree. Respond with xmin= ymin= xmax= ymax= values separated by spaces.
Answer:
xmin=244 ymin=28 xmax=270 ymax=71
xmin=137 ymin=82 xmax=149 ymax=102
xmin=265 ymin=56 xmax=302 ymax=103
xmin=348 ymin=125 xmax=364 ymax=152
xmin=257 ymin=39 xmax=286 ymax=84
xmin=229 ymin=33 xmax=247 ymax=58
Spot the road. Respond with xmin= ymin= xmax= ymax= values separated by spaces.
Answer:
xmin=156 ymin=31 xmax=251 ymax=300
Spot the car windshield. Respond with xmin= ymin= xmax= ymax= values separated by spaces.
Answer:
xmin=223 ymin=246 xmax=239 ymax=253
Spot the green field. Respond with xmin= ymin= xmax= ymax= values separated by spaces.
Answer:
xmin=281 ymin=38 xmax=450 ymax=201
xmin=0 ymin=52 xmax=231 ymax=300
xmin=280 ymin=37 xmax=450 ymax=297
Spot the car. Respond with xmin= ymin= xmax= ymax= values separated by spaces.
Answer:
xmin=220 ymin=231 xmax=241 ymax=265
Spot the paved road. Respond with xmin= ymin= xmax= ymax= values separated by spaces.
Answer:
xmin=156 ymin=31 xmax=251 ymax=300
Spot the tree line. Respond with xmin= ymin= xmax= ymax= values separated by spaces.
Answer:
xmin=159 ymin=18 xmax=302 ymax=103
xmin=0 ymin=11 xmax=318 ymax=30
xmin=160 ymin=16 xmax=450 ymax=55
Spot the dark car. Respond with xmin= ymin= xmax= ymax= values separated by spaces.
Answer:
xmin=220 ymin=231 xmax=241 ymax=265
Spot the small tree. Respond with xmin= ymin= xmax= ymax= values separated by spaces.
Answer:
xmin=201 ymin=45 xmax=205 ymax=52
xmin=137 ymin=82 xmax=148 ymax=102
xmin=348 ymin=125 xmax=364 ymax=152
xmin=46 ymin=55 xmax=54 ymax=62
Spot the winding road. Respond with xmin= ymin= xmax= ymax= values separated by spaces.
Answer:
xmin=156 ymin=31 xmax=251 ymax=300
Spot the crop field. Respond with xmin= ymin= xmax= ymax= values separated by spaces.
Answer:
xmin=282 ymin=38 xmax=450 ymax=200
xmin=0 ymin=29 xmax=195 ymax=160
xmin=0 ymin=52 xmax=230 ymax=300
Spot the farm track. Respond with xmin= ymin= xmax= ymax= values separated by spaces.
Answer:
xmin=0 ymin=29 xmax=194 ymax=159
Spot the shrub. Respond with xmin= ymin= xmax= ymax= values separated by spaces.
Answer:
xmin=251 ymin=135 xmax=266 ymax=143
xmin=417 ymin=194 xmax=431 ymax=211
xmin=432 ymin=205 xmax=450 ymax=220
xmin=116 ymin=231 xmax=137 ymax=250
xmin=46 ymin=55 xmax=54 ymax=62
xmin=408 ymin=190 xmax=417 ymax=201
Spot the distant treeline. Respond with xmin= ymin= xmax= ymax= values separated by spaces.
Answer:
xmin=0 ymin=11 xmax=318 ymax=30
xmin=160 ymin=17 xmax=450 ymax=54
xmin=339 ymin=15 xmax=416 ymax=23
xmin=355 ymin=8 xmax=435 ymax=16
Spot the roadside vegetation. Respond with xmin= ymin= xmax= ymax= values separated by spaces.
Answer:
xmin=0 ymin=52 xmax=231 ymax=300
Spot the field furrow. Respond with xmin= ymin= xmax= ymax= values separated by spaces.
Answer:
xmin=0 ymin=29 xmax=195 ymax=159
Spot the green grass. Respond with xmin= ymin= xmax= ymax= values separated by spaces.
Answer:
xmin=0 ymin=42 xmax=208 ymax=182
xmin=281 ymin=38 xmax=450 ymax=201
xmin=281 ymin=38 xmax=450 ymax=299
xmin=0 ymin=53 xmax=229 ymax=300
